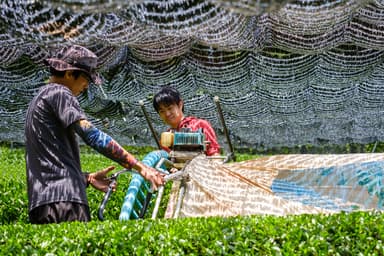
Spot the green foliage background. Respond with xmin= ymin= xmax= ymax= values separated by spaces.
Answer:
xmin=0 ymin=145 xmax=383 ymax=255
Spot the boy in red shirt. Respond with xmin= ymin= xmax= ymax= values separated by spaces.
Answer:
xmin=153 ymin=87 xmax=220 ymax=156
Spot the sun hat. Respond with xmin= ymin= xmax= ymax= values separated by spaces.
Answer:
xmin=45 ymin=45 xmax=102 ymax=85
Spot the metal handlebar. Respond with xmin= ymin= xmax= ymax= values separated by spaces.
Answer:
xmin=97 ymin=158 xmax=190 ymax=221
xmin=97 ymin=169 xmax=132 ymax=221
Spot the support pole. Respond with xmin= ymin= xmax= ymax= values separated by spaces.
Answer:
xmin=173 ymin=181 xmax=186 ymax=218
xmin=214 ymin=96 xmax=236 ymax=162
xmin=372 ymin=141 xmax=378 ymax=153
xmin=139 ymin=100 xmax=161 ymax=149
xmin=151 ymin=186 xmax=164 ymax=219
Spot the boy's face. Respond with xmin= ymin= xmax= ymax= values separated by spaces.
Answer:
xmin=158 ymin=101 xmax=184 ymax=129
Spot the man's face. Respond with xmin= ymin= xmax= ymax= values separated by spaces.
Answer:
xmin=158 ymin=101 xmax=184 ymax=129
xmin=66 ymin=71 xmax=90 ymax=96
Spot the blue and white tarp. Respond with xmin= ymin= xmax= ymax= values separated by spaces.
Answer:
xmin=165 ymin=154 xmax=384 ymax=218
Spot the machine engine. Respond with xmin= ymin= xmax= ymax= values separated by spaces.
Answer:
xmin=161 ymin=128 xmax=207 ymax=169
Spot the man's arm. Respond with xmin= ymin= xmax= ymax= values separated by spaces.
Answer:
xmin=72 ymin=119 xmax=165 ymax=190
xmin=72 ymin=119 xmax=138 ymax=169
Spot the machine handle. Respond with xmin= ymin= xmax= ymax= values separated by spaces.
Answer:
xmin=98 ymin=179 xmax=117 ymax=221
xmin=97 ymin=169 xmax=132 ymax=221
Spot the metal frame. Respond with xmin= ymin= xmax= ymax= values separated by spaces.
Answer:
xmin=98 ymin=96 xmax=235 ymax=221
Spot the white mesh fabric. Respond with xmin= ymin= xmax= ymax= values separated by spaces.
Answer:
xmin=0 ymin=1 xmax=384 ymax=149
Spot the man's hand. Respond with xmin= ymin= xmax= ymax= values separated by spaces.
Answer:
xmin=88 ymin=166 xmax=116 ymax=192
xmin=134 ymin=162 xmax=165 ymax=191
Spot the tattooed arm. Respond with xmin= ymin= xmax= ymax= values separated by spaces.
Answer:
xmin=72 ymin=119 xmax=165 ymax=190
xmin=73 ymin=119 xmax=138 ymax=169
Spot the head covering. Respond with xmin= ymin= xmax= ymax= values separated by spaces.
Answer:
xmin=45 ymin=45 xmax=102 ymax=85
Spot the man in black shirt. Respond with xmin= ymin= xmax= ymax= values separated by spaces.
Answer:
xmin=25 ymin=45 xmax=165 ymax=224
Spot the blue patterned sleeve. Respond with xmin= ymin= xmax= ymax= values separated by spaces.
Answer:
xmin=72 ymin=119 xmax=138 ymax=169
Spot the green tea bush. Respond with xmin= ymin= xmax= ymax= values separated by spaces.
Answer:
xmin=0 ymin=212 xmax=383 ymax=255
xmin=1 ymin=145 xmax=383 ymax=255
xmin=0 ymin=145 xmax=156 ymax=224
xmin=0 ymin=147 xmax=28 ymax=224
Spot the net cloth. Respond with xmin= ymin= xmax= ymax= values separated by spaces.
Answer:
xmin=1 ymin=1 xmax=384 ymax=149
xmin=165 ymin=154 xmax=384 ymax=218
